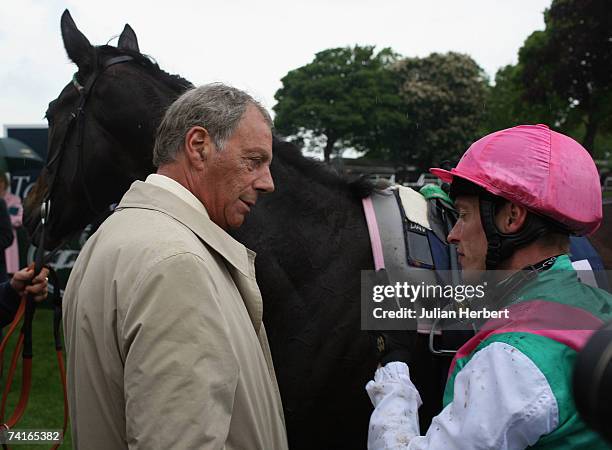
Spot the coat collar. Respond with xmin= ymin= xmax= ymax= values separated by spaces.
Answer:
xmin=117 ymin=180 xmax=255 ymax=280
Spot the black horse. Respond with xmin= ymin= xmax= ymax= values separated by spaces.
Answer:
xmin=24 ymin=11 xmax=451 ymax=449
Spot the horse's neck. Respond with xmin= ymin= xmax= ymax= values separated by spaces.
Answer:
xmin=235 ymin=163 xmax=371 ymax=276
xmin=111 ymin=84 xmax=184 ymax=193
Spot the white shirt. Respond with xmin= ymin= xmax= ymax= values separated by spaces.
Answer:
xmin=145 ymin=173 xmax=209 ymax=218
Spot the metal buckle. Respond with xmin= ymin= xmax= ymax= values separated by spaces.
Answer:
xmin=428 ymin=317 xmax=458 ymax=355
xmin=40 ymin=200 xmax=51 ymax=226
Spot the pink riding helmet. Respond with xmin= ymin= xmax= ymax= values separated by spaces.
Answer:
xmin=430 ymin=124 xmax=602 ymax=236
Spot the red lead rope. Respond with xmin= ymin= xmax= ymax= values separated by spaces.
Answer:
xmin=0 ymin=297 xmax=25 ymax=373
xmin=0 ymin=294 xmax=69 ymax=449
xmin=51 ymin=349 xmax=68 ymax=450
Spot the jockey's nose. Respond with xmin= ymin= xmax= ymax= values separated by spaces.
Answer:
xmin=447 ymin=221 xmax=461 ymax=244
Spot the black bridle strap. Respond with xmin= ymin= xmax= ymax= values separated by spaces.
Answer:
xmin=78 ymin=56 xmax=135 ymax=218
xmin=45 ymin=56 xmax=133 ymax=180
xmin=43 ymin=55 xmax=134 ymax=216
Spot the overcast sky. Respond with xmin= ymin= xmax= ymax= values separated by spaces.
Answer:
xmin=1 ymin=0 xmax=551 ymax=137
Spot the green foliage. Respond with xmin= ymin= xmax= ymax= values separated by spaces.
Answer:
xmin=273 ymin=46 xmax=407 ymax=162
xmin=274 ymin=48 xmax=489 ymax=170
xmin=483 ymin=62 xmax=568 ymax=133
xmin=392 ymin=52 xmax=489 ymax=170
xmin=482 ymin=65 xmax=522 ymax=132
xmin=518 ymin=0 xmax=612 ymax=153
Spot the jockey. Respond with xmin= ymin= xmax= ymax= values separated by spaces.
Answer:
xmin=366 ymin=124 xmax=612 ymax=449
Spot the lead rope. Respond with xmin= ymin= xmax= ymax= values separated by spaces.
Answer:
xmin=0 ymin=201 xmax=68 ymax=449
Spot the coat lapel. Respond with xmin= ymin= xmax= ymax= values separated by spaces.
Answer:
xmin=117 ymin=181 xmax=263 ymax=332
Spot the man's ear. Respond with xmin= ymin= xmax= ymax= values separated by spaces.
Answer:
xmin=184 ymin=126 xmax=213 ymax=168
xmin=496 ymin=202 xmax=528 ymax=233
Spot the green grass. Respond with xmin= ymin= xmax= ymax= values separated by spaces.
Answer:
xmin=1 ymin=308 xmax=72 ymax=449
xmin=603 ymin=190 xmax=612 ymax=198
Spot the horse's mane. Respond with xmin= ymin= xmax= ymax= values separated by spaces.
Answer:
xmin=273 ymin=138 xmax=375 ymax=199
xmin=96 ymin=45 xmax=193 ymax=93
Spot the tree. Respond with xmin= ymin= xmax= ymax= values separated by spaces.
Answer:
xmin=273 ymin=46 xmax=407 ymax=162
xmin=520 ymin=0 xmax=612 ymax=154
xmin=392 ymin=52 xmax=489 ymax=170
xmin=483 ymin=62 xmax=568 ymax=133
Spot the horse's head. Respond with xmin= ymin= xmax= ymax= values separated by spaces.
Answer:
xmin=24 ymin=10 xmax=192 ymax=249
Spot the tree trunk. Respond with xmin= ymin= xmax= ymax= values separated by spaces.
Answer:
xmin=582 ymin=112 xmax=599 ymax=155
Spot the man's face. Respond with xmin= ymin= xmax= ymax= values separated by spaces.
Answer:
xmin=197 ymin=105 xmax=274 ymax=229
xmin=447 ymin=195 xmax=488 ymax=274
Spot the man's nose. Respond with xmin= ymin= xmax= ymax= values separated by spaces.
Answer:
xmin=255 ymin=166 xmax=274 ymax=193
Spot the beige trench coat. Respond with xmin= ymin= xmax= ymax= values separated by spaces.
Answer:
xmin=63 ymin=181 xmax=288 ymax=450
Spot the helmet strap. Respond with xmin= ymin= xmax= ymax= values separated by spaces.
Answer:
xmin=479 ymin=197 xmax=552 ymax=270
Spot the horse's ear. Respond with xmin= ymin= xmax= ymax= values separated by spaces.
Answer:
xmin=61 ymin=9 xmax=94 ymax=70
xmin=118 ymin=24 xmax=140 ymax=52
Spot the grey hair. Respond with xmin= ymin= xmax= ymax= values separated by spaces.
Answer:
xmin=153 ymin=83 xmax=272 ymax=166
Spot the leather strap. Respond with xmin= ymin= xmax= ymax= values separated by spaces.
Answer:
xmin=362 ymin=196 xmax=385 ymax=271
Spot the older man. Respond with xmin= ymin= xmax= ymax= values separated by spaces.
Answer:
xmin=367 ymin=124 xmax=612 ymax=449
xmin=63 ymin=84 xmax=288 ymax=449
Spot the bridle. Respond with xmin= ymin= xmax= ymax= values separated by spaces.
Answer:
xmin=0 ymin=54 xmax=134 ymax=449
xmin=43 ymin=54 xmax=135 ymax=223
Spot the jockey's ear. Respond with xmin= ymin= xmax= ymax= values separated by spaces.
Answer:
xmin=118 ymin=24 xmax=139 ymax=53
xmin=61 ymin=9 xmax=94 ymax=71
xmin=495 ymin=201 xmax=528 ymax=234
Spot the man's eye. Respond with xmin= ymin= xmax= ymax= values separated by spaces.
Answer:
xmin=248 ymin=158 xmax=262 ymax=168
